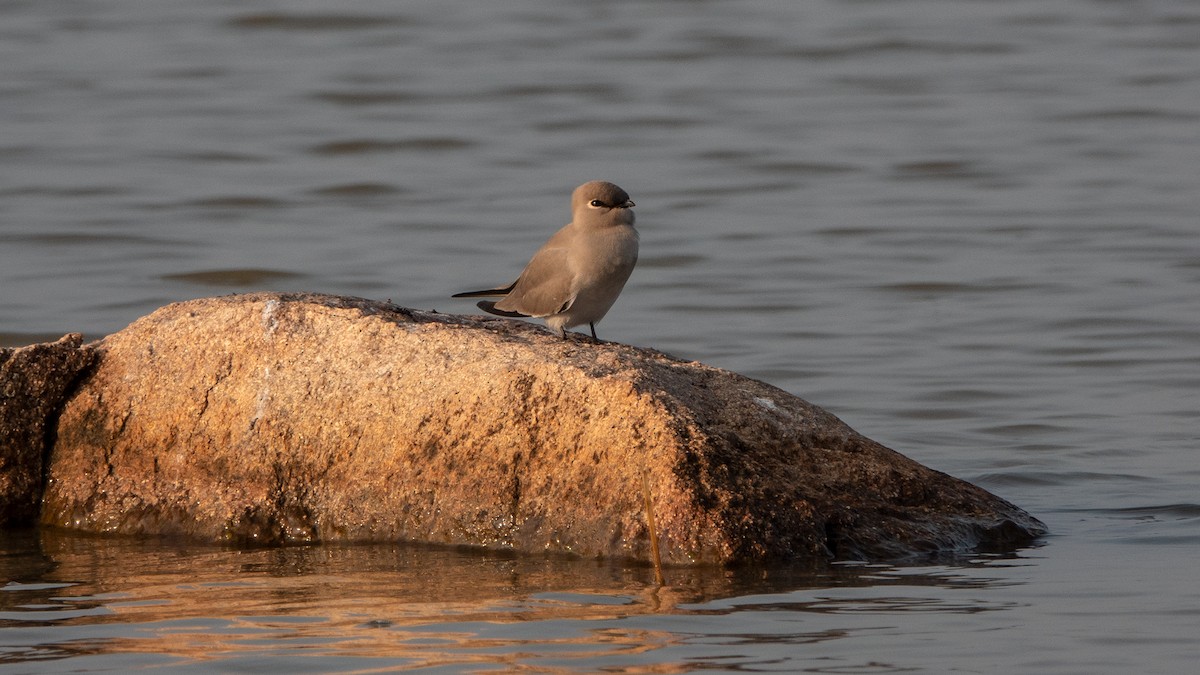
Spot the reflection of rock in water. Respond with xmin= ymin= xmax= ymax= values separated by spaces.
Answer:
xmin=15 ymin=293 xmax=1043 ymax=563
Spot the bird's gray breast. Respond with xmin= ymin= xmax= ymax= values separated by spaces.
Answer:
xmin=572 ymin=226 xmax=638 ymax=283
xmin=559 ymin=226 xmax=637 ymax=325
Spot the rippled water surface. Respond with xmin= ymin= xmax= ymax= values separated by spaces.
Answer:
xmin=3 ymin=0 xmax=1199 ymax=672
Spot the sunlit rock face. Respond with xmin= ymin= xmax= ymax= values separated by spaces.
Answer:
xmin=36 ymin=293 xmax=1044 ymax=563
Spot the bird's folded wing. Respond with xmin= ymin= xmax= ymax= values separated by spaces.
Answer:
xmin=494 ymin=244 xmax=575 ymax=318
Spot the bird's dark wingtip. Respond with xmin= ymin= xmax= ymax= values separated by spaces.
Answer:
xmin=451 ymin=280 xmax=519 ymax=299
xmin=477 ymin=300 xmax=528 ymax=318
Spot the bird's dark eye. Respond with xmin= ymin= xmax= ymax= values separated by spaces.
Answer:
xmin=590 ymin=199 xmax=606 ymax=207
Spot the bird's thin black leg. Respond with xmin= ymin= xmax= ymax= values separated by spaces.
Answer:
xmin=589 ymin=323 xmax=598 ymax=340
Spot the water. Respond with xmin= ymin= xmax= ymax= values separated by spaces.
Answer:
xmin=2 ymin=0 xmax=1199 ymax=671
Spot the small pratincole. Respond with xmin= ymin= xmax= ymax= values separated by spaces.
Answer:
xmin=453 ymin=180 xmax=639 ymax=340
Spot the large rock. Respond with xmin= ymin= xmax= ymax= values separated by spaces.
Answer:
xmin=1 ymin=334 xmax=97 ymax=525
xmin=40 ymin=293 xmax=1044 ymax=563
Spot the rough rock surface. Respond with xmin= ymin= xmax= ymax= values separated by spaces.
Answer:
xmin=1 ymin=334 xmax=97 ymax=525
xmin=41 ymin=293 xmax=1045 ymax=563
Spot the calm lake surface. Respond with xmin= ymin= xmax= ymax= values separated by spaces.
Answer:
xmin=3 ymin=0 xmax=1199 ymax=672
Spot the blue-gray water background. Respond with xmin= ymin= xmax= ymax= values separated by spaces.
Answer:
xmin=2 ymin=0 xmax=1198 ymax=672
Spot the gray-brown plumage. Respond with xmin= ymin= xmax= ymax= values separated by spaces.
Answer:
xmin=453 ymin=181 xmax=638 ymax=339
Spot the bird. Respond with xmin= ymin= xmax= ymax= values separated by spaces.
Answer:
xmin=453 ymin=180 xmax=639 ymax=340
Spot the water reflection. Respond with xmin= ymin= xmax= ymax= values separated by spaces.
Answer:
xmin=0 ymin=531 xmax=1035 ymax=670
